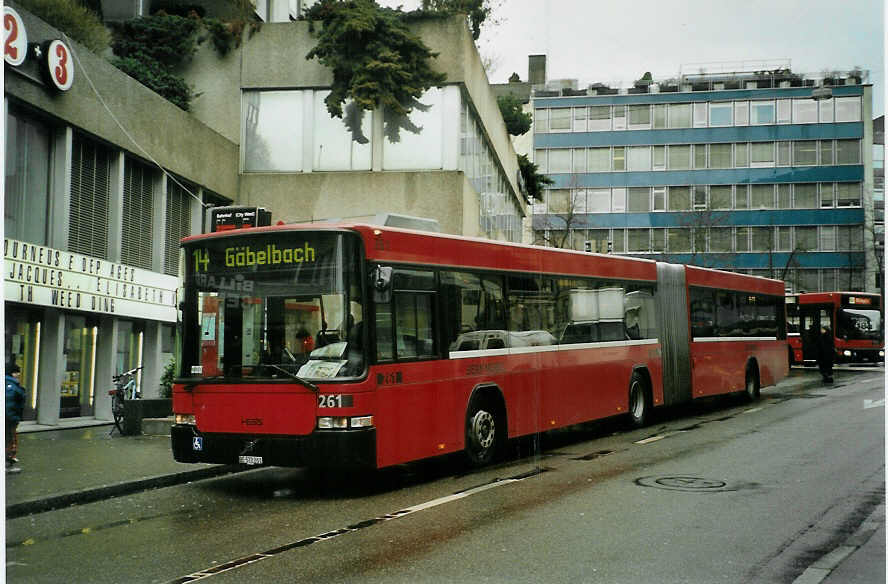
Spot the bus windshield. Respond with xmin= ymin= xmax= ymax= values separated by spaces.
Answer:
xmin=181 ymin=231 xmax=365 ymax=380
xmin=837 ymin=308 xmax=883 ymax=342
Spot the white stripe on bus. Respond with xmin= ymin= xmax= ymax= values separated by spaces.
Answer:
xmin=449 ymin=338 xmax=659 ymax=360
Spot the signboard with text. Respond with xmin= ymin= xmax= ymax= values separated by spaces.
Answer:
xmin=4 ymin=239 xmax=178 ymax=322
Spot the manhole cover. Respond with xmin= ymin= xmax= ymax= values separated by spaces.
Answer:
xmin=635 ymin=475 xmax=730 ymax=492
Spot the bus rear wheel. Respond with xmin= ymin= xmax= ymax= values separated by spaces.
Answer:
xmin=744 ymin=364 xmax=760 ymax=401
xmin=628 ymin=371 xmax=651 ymax=428
xmin=465 ymin=401 xmax=501 ymax=467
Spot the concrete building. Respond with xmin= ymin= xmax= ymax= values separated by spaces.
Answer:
xmin=525 ymin=57 xmax=876 ymax=294
xmin=4 ymin=3 xmax=520 ymax=426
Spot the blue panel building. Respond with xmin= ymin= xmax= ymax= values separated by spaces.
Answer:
xmin=524 ymin=62 xmax=876 ymax=293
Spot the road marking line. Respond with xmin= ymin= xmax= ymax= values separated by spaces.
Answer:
xmin=743 ymin=407 xmax=763 ymax=414
xmin=863 ymin=399 xmax=885 ymax=409
xmin=635 ymin=435 xmax=665 ymax=445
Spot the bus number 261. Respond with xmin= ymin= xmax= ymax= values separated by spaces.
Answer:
xmin=318 ymin=394 xmax=353 ymax=408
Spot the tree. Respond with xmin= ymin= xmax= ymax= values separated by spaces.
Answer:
xmin=496 ymin=94 xmax=532 ymax=136
xmin=419 ymin=0 xmax=498 ymax=41
xmin=305 ymin=0 xmax=447 ymax=143
xmin=518 ymin=155 xmax=552 ymax=202
xmin=532 ymin=179 xmax=583 ymax=249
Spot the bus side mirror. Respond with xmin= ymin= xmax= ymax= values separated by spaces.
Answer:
xmin=372 ymin=266 xmax=392 ymax=304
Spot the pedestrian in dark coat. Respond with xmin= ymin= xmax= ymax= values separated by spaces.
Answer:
xmin=816 ymin=326 xmax=835 ymax=382
xmin=6 ymin=362 xmax=25 ymax=473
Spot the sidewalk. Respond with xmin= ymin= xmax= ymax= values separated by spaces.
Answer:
xmin=5 ymin=423 xmax=244 ymax=518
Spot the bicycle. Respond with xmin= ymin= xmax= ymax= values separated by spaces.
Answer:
xmin=109 ymin=366 xmax=142 ymax=435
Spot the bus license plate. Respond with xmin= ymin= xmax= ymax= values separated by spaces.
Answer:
xmin=238 ymin=455 xmax=263 ymax=465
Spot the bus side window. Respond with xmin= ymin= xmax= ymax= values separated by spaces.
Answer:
xmin=375 ymin=268 xmax=437 ymax=362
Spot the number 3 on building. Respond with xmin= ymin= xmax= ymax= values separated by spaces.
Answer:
xmin=3 ymin=7 xmax=27 ymax=67
xmin=47 ymin=40 xmax=73 ymax=91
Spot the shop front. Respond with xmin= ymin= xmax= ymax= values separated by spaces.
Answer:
xmin=4 ymin=238 xmax=178 ymax=426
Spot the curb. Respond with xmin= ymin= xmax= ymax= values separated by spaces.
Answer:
xmin=6 ymin=464 xmax=249 ymax=519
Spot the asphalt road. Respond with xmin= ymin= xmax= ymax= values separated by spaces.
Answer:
xmin=6 ymin=368 xmax=884 ymax=584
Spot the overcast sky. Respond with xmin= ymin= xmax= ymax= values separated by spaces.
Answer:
xmin=382 ymin=0 xmax=886 ymax=117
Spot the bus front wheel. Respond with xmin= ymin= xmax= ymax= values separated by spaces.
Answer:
xmin=465 ymin=400 xmax=501 ymax=467
xmin=628 ymin=371 xmax=651 ymax=428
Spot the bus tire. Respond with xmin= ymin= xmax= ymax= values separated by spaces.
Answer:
xmin=465 ymin=397 xmax=502 ymax=467
xmin=744 ymin=362 xmax=760 ymax=401
xmin=627 ymin=370 xmax=651 ymax=428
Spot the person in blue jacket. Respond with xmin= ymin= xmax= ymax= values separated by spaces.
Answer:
xmin=6 ymin=362 xmax=25 ymax=474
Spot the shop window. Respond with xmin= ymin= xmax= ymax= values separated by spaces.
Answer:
xmin=61 ymin=316 xmax=97 ymax=418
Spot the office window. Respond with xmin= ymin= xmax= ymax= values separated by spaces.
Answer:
xmin=243 ymin=90 xmax=304 ymax=171
xmin=822 ymin=269 xmax=836 ymax=292
xmin=122 ymin=158 xmax=156 ymax=270
xmin=628 ymin=187 xmax=651 ymax=212
xmin=735 ymin=185 xmax=749 ymax=209
xmin=777 ymin=99 xmax=791 ymax=123
xmin=5 ymin=110 xmax=51 ymax=245
xmin=693 ymin=186 xmax=707 ymax=210
xmin=549 ymin=108 xmax=571 ymax=131
xmin=628 ymin=105 xmax=651 ymax=129
xmin=735 ymin=226 xmax=749 ymax=251
xmin=572 ymin=148 xmax=587 ymax=172
xmin=164 ymin=178 xmax=192 ymax=275
xmin=834 ymin=97 xmax=861 ymax=122
xmin=587 ymin=229 xmax=609 ymax=253
xmin=795 ymin=226 xmax=817 ymax=250
xmin=819 ymin=99 xmax=834 ymax=123
xmin=734 ymin=101 xmax=749 ymax=125
xmin=612 ymin=188 xmax=626 ymax=212
xmin=588 ymin=147 xmax=610 ymax=172
xmin=572 ymin=189 xmax=588 ymax=213
xmin=750 ymin=100 xmax=775 ymax=125
xmin=750 ymin=142 xmax=775 ymax=167
xmin=778 ymin=184 xmax=792 ymax=209
xmin=668 ymin=145 xmax=691 ymax=169
xmin=70 ymin=134 xmax=112 ymax=259
xmin=836 ymin=182 xmax=861 ymax=207
xmin=777 ymin=141 xmax=791 ymax=166
xmin=710 ymin=227 xmax=732 ymax=252
xmin=613 ymin=105 xmax=626 ymax=130
xmin=534 ymin=108 xmax=548 ymax=133
xmin=709 ymin=102 xmax=733 ymax=126
xmin=314 ymin=91 xmax=372 ymax=170
xmin=612 ymin=228 xmax=625 ymax=253
xmin=819 ymin=183 xmax=834 ymax=208
xmin=573 ymin=107 xmax=587 ymax=132
xmin=710 ymin=143 xmax=732 ymax=168
xmin=668 ymin=228 xmax=691 ymax=252
xmin=694 ymin=144 xmax=707 ymax=169
xmin=628 ymin=229 xmax=650 ymax=252
xmin=627 ymin=146 xmax=651 ymax=171
xmin=794 ymin=184 xmax=817 ymax=208
xmin=694 ymin=102 xmax=708 ymax=127
xmin=693 ymin=227 xmax=707 ymax=253
xmin=613 ymin=147 xmax=625 ymax=171
xmin=710 ymin=185 xmax=732 ymax=209
xmin=838 ymin=225 xmax=863 ymax=250
xmin=668 ymin=186 xmax=690 ymax=211
xmin=668 ymin=103 xmax=692 ymax=128
xmin=547 ymin=189 xmax=570 ymax=213
xmin=653 ymin=145 xmax=666 ymax=170
xmin=835 ymin=140 xmax=860 ymax=164
xmin=820 ymin=140 xmax=834 ymax=165
xmin=792 ymin=99 xmax=818 ymax=123
xmin=751 ymin=227 xmax=773 ymax=251
xmin=548 ymin=149 xmax=571 ymax=173
xmin=588 ymin=188 xmax=611 ymax=213
xmin=750 ymin=184 xmax=773 ymax=209
xmin=735 ymin=143 xmax=748 ymax=167
xmin=777 ymin=226 xmax=793 ymax=251
xmin=588 ymin=106 xmax=611 ymax=131
xmin=653 ymin=187 xmax=666 ymax=211
xmin=793 ymin=141 xmax=818 ymax=165
xmin=820 ymin=226 xmax=836 ymax=251
xmin=653 ymin=104 xmax=667 ymax=129
xmin=652 ymin=228 xmax=665 ymax=252
xmin=534 ymin=149 xmax=547 ymax=173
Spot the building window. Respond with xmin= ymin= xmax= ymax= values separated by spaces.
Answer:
xmin=667 ymin=145 xmax=691 ymax=170
xmin=710 ymin=143 xmax=732 ymax=168
xmin=314 ymin=90 xmax=372 ymax=171
xmin=735 ymin=143 xmax=749 ymax=167
xmin=710 ymin=227 xmax=732 ymax=252
xmin=534 ymin=108 xmax=548 ymax=133
xmin=750 ymin=184 xmax=773 ymax=209
xmin=628 ymin=187 xmax=650 ymax=212
xmin=795 ymin=226 xmax=817 ymax=251
xmin=692 ymin=186 xmax=708 ymax=210
xmin=735 ymin=185 xmax=749 ymax=209
xmin=588 ymin=105 xmax=611 ymax=131
xmin=653 ymin=104 xmax=667 ymax=129
xmin=777 ymin=99 xmax=791 ymax=123
xmin=750 ymin=100 xmax=775 ymax=125
xmin=121 ymin=158 xmax=155 ymax=270
xmin=777 ymin=226 xmax=793 ymax=251
xmin=735 ymin=226 xmax=749 ymax=251
xmin=588 ymin=188 xmax=611 ymax=213
xmin=710 ymin=185 xmax=732 ymax=209
xmin=668 ymin=228 xmax=691 ymax=252
xmin=668 ymin=186 xmax=690 ymax=211
xmin=612 ymin=188 xmax=626 ymax=212
xmin=819 ymin=183 xmax=835 ymax=208
xmin=5 ymin=110 xmax=51 ymax=245
xmin=777 ymin=141 xmax=791 ymax=166
xmin=243 ymin=90 xmax=304 ymax=172
xmin=628 ymin=228 xmax=650 ymax=252
xmin=548 ymin=149 xmax=571 ymax=173
xmin=819 ymin=98 xmax=834 ymax=123
xmin=751 ymin=227 xmax=773 ymax=251
xmin=572 ymin=107 xmax=587 ymax=132
xmin=164 ymin=178 xmax=192 ymax=275
xmin=549 ymin=108 xmax=571 ymax=131
xmin=534 ymin=149 xmax=547 ymax=173
xmin=834 ymin=97 xmax=861 ymax=122
xmin=653 ymin=145 xmax=666 ymax=170
xmin=588 ymin=147 xmax=610 ymax=172
xmin=612 ymin=105 xmax=627 ymax=130
xmin=668 ymin=103 xmax=692 ymax=128
xmin=547 ymin=189 xmax=570 ymax=213
xmin=652 ymin=228 xmax=665 ymax=252
xmin=694 ymin=102 xmax=708 ymax=127
xmin=750 ymin=142 xmax=775 ymax=167
xmin=778 ymin=184 xmax=792 ymax=209
xmin=734 ymin=101 xmax=749 ymax=126
xmin=572 ymin=148 xmax=587 ymax=172
xmin=794 ymin=184 xmax=817 ymax=208
xmin=793 ymin=141 xmax=818 ymax=165
xmin=820 ymin=140 xmax=834 ymax=165
xmin=612 ymin=147 xmax=625 ymax=171
xmin=653 ymin=187 xmax=666 ymax=211
xmin=820 ymin=226 xmax=836 ymax=251
xmin=628 ymin=105 xmax=651 ymax=129
xmin=612 ymin=228 xmax=625 ymax=253
xmin=835 ymin=139 xmax=861 ymax=164
xmin=836 ymin=182 xmax=861 ymax=207
xmin=70 ymin=133 xmax=112 ymax=259
xmin=694 ymin=144 xmax=707 ymax=169
xmin=627 ymin=146 xmax=651 ymax=171
xmin=792 ymin=99 xmax=818 ymax=123
xmin=709 ymin=102 xmax=733 ymax=126
xmin=385 ymin=87 xmax=445 ymax=170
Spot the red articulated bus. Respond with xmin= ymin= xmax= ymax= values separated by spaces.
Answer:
xmin=171 ymin=223 xmax=788 ymax=470
xmin=786 ymin=292 xmax=884 ymax=365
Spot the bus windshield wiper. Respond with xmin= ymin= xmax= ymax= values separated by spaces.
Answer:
xmin=265 ymin=364 xmax=319 ymax=392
